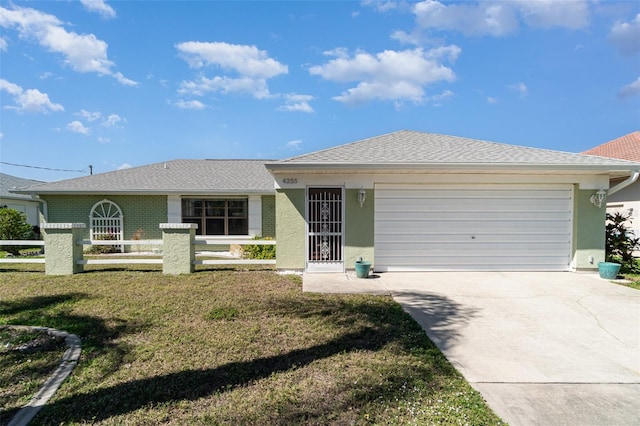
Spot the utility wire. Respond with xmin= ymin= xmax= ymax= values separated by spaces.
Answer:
xmin=0 ymin=161 xmax=91 ymax=174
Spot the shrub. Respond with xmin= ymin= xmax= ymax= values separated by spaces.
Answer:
xmin=241 ymin=236 xmax=276 ymax=260
xmin=0 ymin=207 xmax=36 ymax=256
xmin=85 ymin=234 xmax=120 ymax=254
xmin=605 ymin=211 xmax=640 ymax=273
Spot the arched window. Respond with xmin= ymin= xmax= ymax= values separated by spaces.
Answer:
xmin=90 ymin=199 xmax=124 ymax=253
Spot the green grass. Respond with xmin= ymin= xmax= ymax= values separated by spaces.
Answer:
xmin=0 ymin=327 xmax=68 ymax=422
xmin=618 ymin=274 xmax=640 ymax=290
xmin=0 ymin=265 xmax=504 ymax=425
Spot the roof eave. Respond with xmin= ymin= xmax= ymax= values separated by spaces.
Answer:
xmin=265 ymin=162 xmax=640 ymax=173
xmin=10 ymin=189 xmax=275 ymax=196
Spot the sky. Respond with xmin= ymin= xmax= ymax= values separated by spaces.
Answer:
xmin=0 ymin=0 xmax=639 ymax=182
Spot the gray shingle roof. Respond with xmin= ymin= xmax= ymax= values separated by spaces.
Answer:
xmin=268 ymin=130 xmax=640 ymax=170
xmin=12 ymin=160 xmax=275 ymax=194
xmin=1 ymin=173 xmax=45 ymax=199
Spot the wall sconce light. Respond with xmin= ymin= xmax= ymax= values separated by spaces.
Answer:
xmin=590 ymin=189 xmax=607 ymax=208
xmin=358 ymin=187 xmax=366 ymax=208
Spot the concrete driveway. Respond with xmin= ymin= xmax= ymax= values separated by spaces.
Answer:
xmin=303 ymin=272 xmax=640 ymax=425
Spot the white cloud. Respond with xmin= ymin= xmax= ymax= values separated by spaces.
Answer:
xmin=278 ymin=94 xmax=314 ymax=113
xmin=0 ymin=5 xmax=136 ymax=85
xmin=0 ymin=132 xmax=3 ymax=139
xmin=410 ymin=0 xmax=589 ymax=36
xmin=609 ymin=13 xmax=640 ymax=56
xmin=413 ymin=0 xmax=518 ymax=36
xmin=618 ymin=77 xmax=640 ymax=99
xmin=102 ymin=113 xmax=124 ymax=127
xmin=76 ymin=109 xmax=102 ymax=121
xmin=0 ymin=37 xmax=6 ymax=51
xmin=286 ymin=139 xmax=303 ymax=150
xmin=98 ymin=136 xmax=110 ymax=144
xmin=67 ymin=120 xmax=90 ymax=135
xmin=516 ymin=0 xmax=589 ymax=29
xmin=80 ymin=0 xmax=116 ymax=19
xmin=179 ymin=75 xmax=271 ymax=99
xmin=508 ymin=82 xmax=528 ymax=97
xmin=177 ymin=41 xmax=287 ymax=78
xmin=0 ymin=78 xmax=21 ymax=95
xmin=487 ymin=96 xmax=498 ymax=104
xmin=117 ymin=163 xmax=132 ymax=170
xmin=309 ymin=47 xmax=458 ymax=105
xmin=176 ymin=41 xmax=287 ymax=99
xmin=0 ymin=78 xmax=64 ymax=113
xmin=429 ymin=89 xmax=454 ymax=106
xmin=175 ymin=99 xmax=206 ymax=110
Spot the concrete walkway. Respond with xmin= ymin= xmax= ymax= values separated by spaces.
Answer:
xmin=303 ymin=271 xmax=640 ymax=426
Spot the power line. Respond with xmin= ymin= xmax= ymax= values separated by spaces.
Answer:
xmin=0 ymin=161 xmax=91 ymax=174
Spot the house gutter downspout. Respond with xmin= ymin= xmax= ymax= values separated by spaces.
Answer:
xmin=608 ymin=171 xmax=640 ymax=196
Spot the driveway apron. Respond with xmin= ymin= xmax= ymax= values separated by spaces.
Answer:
xmin=379 ymin=272 xmax=640 ymax=426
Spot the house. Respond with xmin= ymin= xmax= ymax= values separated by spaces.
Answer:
xmin=11 ymin=160 xmax=276 ymax=248
xmin=265 ymin=130 xmax=640 ymax=273
xmin=12 ymin=130 xmax=640 ymax=273
xmin=582 ymin=131 xmax=640 ymax=237
xmin=0 ymin=173 xmax=44 ymax=226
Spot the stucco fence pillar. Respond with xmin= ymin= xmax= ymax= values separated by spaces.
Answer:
xmin=42 ymin=223 xmax=86 ymax=275
xmin=160 ymin=223 xmax=197 ymax=274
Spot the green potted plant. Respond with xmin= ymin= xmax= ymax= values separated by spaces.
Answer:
xmin=600 ymin=211 xmax=639 ymax=279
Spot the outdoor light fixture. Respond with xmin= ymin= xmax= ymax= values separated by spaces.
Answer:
xmin=590 ymin=189 xmax=607 ymax=208
xmin=358 ymin=187 xmax=366 ymax=208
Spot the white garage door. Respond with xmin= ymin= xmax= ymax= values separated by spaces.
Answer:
xmin=374 ymin=184 xmax=572 ymax=271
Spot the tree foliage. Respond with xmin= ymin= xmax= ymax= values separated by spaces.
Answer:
xmin=605 ymin=211 xmax=639 ymax=273
xmin=0 ymin=207 xmax=36 ymax=255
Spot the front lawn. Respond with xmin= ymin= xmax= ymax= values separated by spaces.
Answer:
xmin=0 ymin=266 xmax=504 ymax=425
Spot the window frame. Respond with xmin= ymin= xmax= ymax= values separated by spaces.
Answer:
xmin=181 ymin=197 xmax=249 ymax=236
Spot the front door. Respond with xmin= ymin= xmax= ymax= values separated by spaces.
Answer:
xmin=307 ymin=187 xmax=344 ymax=272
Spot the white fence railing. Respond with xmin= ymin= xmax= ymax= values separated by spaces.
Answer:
xmin=0 ymin=238 xmax=276 ymax=268
xmin=0 ymin=240 xmax=45 ymax=264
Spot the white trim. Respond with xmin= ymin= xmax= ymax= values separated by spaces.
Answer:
xmin=167 ymin=195 xmax=181 ymax=223
xmin=272 ymin=172 xmax=609 ymax=190
xmin=248 ymin=195 xmax=262 ymax=237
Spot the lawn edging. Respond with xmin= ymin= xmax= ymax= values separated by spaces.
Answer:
xmin=3 ymin=325 xmax=81 ymax=426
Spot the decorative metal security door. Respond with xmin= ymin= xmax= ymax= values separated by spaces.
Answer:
xmin=307 ymin=187 xmax=343 ymax=272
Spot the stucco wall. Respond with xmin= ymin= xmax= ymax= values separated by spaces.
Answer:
xmin=275 ymin=189 xmax=305 ymax=270
xmin=344 ymin=188 xmax=374 ymax=269
xmin=573 ymin=186 xmax=606 ymax=270
xmin=42 ymin=195 xmax=168 ymax=240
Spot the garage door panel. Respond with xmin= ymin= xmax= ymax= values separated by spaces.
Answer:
xmin=376 ymin=187 xmax=571 ymax=199
xmin=376 ymin=220 xmax=571 ymax=233
xmin=374 ymin=184 xmax=572 ymax=272
xmin=375 ymin=233 xmax=571 ymax=244
xmin=376 ymin=210 xmax=571 ymax=221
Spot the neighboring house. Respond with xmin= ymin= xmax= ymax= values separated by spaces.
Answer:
xmin=266 ymin=130 xmax=640 ymax=273
xmin=11 ymin=160 xmax=276 ymax=249
xmin=582 ymin=131 xmax=640 ymax=237
xmin=0 ymin=173 xmax=44 ymax=226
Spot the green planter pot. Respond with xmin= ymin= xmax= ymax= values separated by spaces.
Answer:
xmin=355 ymin=261 xmax=371 ymax=279
xmin=598 ymin=262 xmax=621 ymax=279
